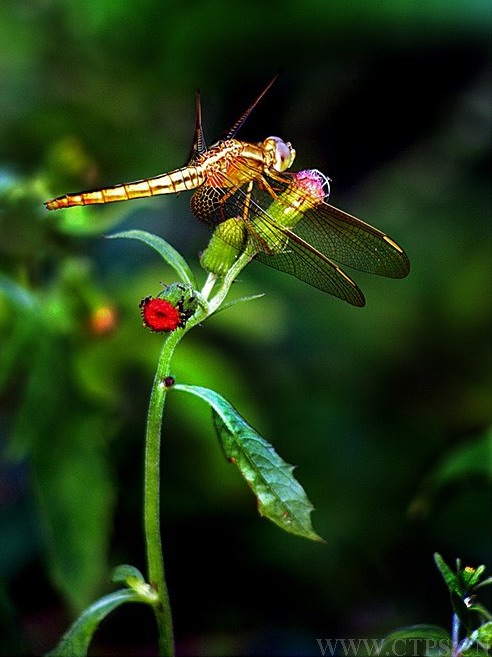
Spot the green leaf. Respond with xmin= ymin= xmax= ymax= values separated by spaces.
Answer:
xmin=46 ymin=589 xmax=148 ymax=657
xmin=15 ymin=338 xmax=116 ymax=613
xmin=436 ymin=429 xmax=492 ymax=482
xmin=0 ymin=273 xmax=37 ymax=310
xmin=472 ymin=621 xmax=492 ymax=647
xmin=52 ymin=203 xmax=130 ymax=237
xmin=380 ymin=625 xmax=451 ymax=656
xmin=214 ymin=292 xmax=265 ymax=315
xmin=434 ymin=552 xmax=461 ymax=596
xmin=110 ymin=565 xmax=157 ymax=602
xmin=468 ymin=602 xmax=492 ymax=623
xmin=462 ymin=564 xmax=486 ymax=589
xmin=173 ymin=384 xmax=323 ymax=542
xmin=34 ymin=414 xmax=116 ymax=614
xmin=108 ymin=229 xmax=196 ymax=287
xmin=0 ymin=312 xmax=36 ymax=397
xmin=111 ymin=564 xmax=146 ymax=587
xmin=461 ymin=621 xmax=492 ymax=656
xmin=410 ymin=430 xmax=492 ymax=517
xmin=475 ymin=576 xmax=492 ymax=592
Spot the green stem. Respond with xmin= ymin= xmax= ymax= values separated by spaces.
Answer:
xmin=144 ymin=328 xmax=183 ymax=656
xmin=143 ymin=250 xmax=253 ymax=655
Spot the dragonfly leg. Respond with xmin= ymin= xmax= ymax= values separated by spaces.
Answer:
xmin=258 ymin=176 xmax=280 ymax=201
xmin=241 ymin=180 xmax=254 ymax=222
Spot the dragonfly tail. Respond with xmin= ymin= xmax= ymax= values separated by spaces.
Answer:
xmin=45 ymin=166 xmax=205 ymax=211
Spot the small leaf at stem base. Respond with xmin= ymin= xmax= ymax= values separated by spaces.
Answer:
xmin=46 ymin=589 xmax=152 ymax=657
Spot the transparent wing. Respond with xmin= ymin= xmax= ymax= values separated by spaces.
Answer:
xmin=288 ymin=195 xmax=410 ymax=279
xmin=253 ymin=225 xmax=366 ymax=306
xmin=191 ymin=160 xmax=366 ymax=305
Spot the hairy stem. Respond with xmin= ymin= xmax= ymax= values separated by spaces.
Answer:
xmin=143 ymin=251 xmax=253 ymax=655
xmin=144 ymin=329 xmax=183 ymax=656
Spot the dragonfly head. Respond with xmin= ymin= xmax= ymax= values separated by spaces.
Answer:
xmin=262 ymin=136 xmax=296 ymax=172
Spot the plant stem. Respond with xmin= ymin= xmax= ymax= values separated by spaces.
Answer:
xmin=143 ymin=250 xmax=253 ymax=655
xmin=201 ymin=272 xmax=217 ymax=300
xmin=144 ymin=329 xmax=183 ymax=656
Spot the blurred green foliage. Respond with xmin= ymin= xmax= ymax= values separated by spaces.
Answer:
xmin=0 ymin=0 xmax=491 ymax=654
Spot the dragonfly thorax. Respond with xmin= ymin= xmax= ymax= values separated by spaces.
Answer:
xmin=261 ymin=136 xmax=296 ymax=172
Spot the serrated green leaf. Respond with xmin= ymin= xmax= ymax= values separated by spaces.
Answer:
xmin=380 ymin=625 xmax=451 ymax=656
xmin=434 ymin=553 xmax=461 ymax=596
xmin=46 ymin=589 xmax=147 ymax=657
xmin=173 ymin=384 xmax=323 ymax=542
xmin=108 ymin=229 xmax=196 ymax=287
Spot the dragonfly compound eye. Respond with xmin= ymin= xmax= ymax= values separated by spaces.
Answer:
xmin=263 ymin=136 xmax=296 ymax=172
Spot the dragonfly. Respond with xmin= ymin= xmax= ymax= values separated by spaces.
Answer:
xmin=45 ymin=78 xmax=409 ymax=306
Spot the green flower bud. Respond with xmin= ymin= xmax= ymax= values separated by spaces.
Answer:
xmin=200 ymin=218 xmax=247 ymax=276
xmin=200 ymin=170 xmax=328 ymax=272
xmin=250 ymin=170 xmax=328 ymax=254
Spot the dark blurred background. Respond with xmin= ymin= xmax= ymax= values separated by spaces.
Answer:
xmin=0 ymin=1 xmax=491 ymax=655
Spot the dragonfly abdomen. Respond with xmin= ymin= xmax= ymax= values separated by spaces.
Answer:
xmin=45 ymin=165 xmax=205 ymax=210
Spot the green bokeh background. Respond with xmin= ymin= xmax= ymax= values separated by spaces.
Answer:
xmin=0 ymin=1 xmax=490 ymax=655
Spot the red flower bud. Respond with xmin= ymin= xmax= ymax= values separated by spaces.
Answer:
xmin=139 ymin=297 xmax=183 ymax=333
